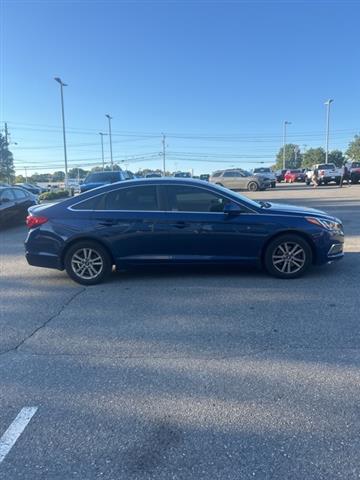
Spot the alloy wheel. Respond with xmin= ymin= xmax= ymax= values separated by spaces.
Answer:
xmin=271 ymin=241 xmax=306 ymax=274
xmin=71 ymin=247 xmax=104 ymax=280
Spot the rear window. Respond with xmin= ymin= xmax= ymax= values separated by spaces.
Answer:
xmin=254 ymin=168 xmax=270 ymax=173
xmin=84 ymin=172 xmax=120 ymax=183
xmin=211 ymin=172 xmax=222 ymax=177
xmin=317 ymin=164 xmax=334 ymax=170
xmin=351 ymin=162 xmax=360 ymax=168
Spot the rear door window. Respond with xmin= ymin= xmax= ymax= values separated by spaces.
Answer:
xmin=13 ymin=189 xmax=27 ymax=200
xmin=103 ymin=185 xmax=159 ymax=211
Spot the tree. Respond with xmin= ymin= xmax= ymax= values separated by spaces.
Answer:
xmin=15 ymin=174 xmax=26 ymax=184
xmin=0 ymin=133 xmax=15 ymax=183
xmin=30 ymin=173 xmax=51 ymax=183
xmin=68 ymin=167 xmax=88 ymax=179
xmin=52 ymin=171 xmax=65 ymax=182
xmin=275 ymin=144 xmax=302 ymax=170
xmin=302 ymin=148 xmax=326 ymax=168
xmin=328 ymin=150 xmax=345 ymax=167
xmin=346 ymin=134 xmax=360 ymax=161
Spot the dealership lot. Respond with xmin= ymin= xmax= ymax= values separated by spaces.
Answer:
xmin=0 ymin=184 xmax=359 ymax=479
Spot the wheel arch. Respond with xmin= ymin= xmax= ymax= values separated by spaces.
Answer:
xmin=260 ymin=230 xmax=317 ymax=266
xmin=60 ymin=236 xmax=115 ymax=269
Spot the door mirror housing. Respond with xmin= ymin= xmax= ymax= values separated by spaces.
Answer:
xmin=224 ymin=202 xmax=242 ymax=215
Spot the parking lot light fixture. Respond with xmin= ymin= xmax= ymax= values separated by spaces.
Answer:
xmin=54 ymin=77 xmax=69 ymax=189
xmin=325 ymin=99 xmax=334 ymax=164
xmin=105 ymin=114 xmax=114 ymax=171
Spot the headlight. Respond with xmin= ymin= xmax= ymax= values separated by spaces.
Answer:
xmin=306 ymin=216 xmax=343 ymax=232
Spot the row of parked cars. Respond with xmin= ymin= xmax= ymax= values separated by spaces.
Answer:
xmin=276 ymin=162 xmax=360 ymax=186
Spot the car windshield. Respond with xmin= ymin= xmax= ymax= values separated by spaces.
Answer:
xmin=85 ymin=172 xmax=118 ymax=183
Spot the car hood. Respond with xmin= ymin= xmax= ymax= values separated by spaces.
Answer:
xmin=264 ymin=202 xmax=336 ymax=219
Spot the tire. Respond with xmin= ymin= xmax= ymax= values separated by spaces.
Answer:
xmin=64 ymin=240 xmax=112 ymax=285
xmin=264 ymin=234 xmax=312 ymax=279
xmin=306 ymin=180 xmax=310 ymax=186
xmin=247 ymin=181 xmax=259 ymax=191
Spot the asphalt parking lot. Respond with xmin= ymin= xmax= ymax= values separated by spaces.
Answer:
xmin=0 ymin=183 xmax=359 ymax=480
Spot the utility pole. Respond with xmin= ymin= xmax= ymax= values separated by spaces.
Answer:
xmin=282 ymin=121 xmax=291 ymax=170
xmin=325 ymin=99 xmax=334 ymax=164
xmin=54 ymin=77 xmax=69 ymax=189
xmin=99 ymin=132 xmax=107 ymax=171
xmin=162 ymin=133 xmax=166 ymax=175
xmin=105 ymin=114 xmax=114 ymax=170
xmin=25 ymin=167 xmax=28 ymax=182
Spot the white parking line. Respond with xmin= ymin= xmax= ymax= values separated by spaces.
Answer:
xmin=0 ymin=407 xmax=38 ymax=464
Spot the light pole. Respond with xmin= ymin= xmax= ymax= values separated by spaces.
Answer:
xmin=54 ymin=77 xmax=69 ymax=189
xmin=99 ymin=132 xmax=107 ymax=171
xmin=283 ymin=121 xmax=291 ymax=170
xmin=324 ymin=99 xmax=334 ymax=164
xmin=105 ymin=114 xmax=114 ymax=170
xmin=162 ymin=133 xmax=166 ymax=175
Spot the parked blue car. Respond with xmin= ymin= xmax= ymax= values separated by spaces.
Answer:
xmin=25 ymin=178 xmax=344 ymax=285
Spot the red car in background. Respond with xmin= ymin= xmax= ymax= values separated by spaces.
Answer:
xmin=284 ymin=169 xmax=306 ymax=183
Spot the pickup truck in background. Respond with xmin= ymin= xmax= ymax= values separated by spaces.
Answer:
xmin=305 ymin=163 xmax=342 ymax=186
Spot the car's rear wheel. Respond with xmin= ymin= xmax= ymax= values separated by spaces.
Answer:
xmin=247 ymin=181 xmax=259 ymax=191
xmin=64 ymin=241 xmax=112 ymax=285
xmin=264 ymin=234 xmax=312 ymax=279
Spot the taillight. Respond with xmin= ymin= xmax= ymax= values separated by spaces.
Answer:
xmin=26 ymin=215 xmax=48 ymax=229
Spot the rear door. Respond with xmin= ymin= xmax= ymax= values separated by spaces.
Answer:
xmin=91 ymin=184 xmax=167 ymax=263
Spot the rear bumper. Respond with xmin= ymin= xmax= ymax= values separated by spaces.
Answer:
xmin=25 ymin=251 xmax=63 ymax=270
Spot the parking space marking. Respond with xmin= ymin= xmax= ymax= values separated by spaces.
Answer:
xmin=0 ymin=407 xmax=38 ymax=464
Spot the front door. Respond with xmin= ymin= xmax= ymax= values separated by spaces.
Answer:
xmin=156 ymin=184 xmax=266 ymax=262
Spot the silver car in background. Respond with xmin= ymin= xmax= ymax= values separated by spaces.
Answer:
xmin=209 ymin=168 xmax=271 ymax=191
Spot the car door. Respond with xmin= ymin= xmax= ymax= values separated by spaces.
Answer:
xmin=221 ymin=171 xmax=242 ymax=190
xmin=156 ymin=184 xmax=267 ymax=262
xmin=0 ymin=189 xmax=17 ymax=224
xmin=90 ymin=184 xmax=168 ymax=264
xmin=13 ymin=188 xmax=32 ymax=218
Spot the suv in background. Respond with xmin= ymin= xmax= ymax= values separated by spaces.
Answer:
xmin=253 ymin=167 xmax=276 ymax=188
xmin=80 ymin=170 xmax=133 ymax=193
xmin=350 ymin=162 xmax=360 ymax=184
xmin=305 ymin=163 xmax=342 ymax=186
xmin=209 ymin=169 xmax=271 ymax=191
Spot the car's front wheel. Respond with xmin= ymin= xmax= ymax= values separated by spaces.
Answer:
xmin=264 ymin=234 xmax=312 ymax=279
xmin=64 ymin=241 xmax=112 ymax=285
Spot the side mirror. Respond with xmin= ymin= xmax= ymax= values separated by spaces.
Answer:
xmin=224 ymin=202 xmax=242 ymax=216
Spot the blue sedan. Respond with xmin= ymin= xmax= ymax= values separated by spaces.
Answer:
xmin=25 ymin=178 xmax=344 ymax=285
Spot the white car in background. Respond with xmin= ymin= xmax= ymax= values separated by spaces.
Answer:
xmin=252 ymin=167 xmax=276 ymax=188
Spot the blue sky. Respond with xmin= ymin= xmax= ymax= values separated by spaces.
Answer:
xmin=1 ymin=0 xmax=359 ymax=175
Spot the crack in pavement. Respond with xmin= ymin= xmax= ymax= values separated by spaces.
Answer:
xmin=0 ymin=287 xmax=86 ymax=357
